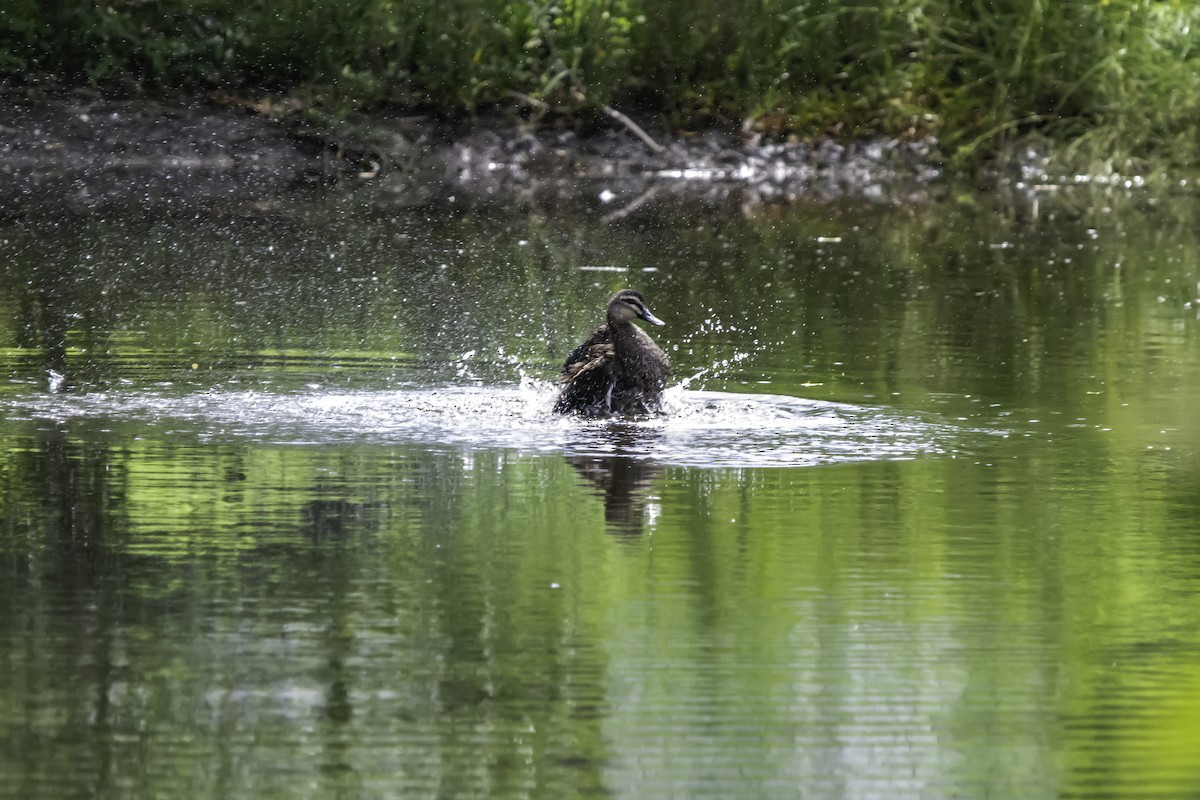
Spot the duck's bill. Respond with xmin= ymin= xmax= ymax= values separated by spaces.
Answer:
xmin=641 ymin=309 xmax=666 ymax=326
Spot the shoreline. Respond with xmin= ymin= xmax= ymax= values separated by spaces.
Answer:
xmin=1 ymin=89 xmax=945 ymax=218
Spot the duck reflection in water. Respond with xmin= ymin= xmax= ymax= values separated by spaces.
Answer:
xmin=553 ymin=289 xmax=671 ymax=417
xmin=568 ymin=447 xmax=664 ymax=536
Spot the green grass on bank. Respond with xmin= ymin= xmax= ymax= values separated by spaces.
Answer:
xmin=3 ymin=0 xmax=1200 ymax=167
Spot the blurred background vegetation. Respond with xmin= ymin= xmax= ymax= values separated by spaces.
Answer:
xmin=2 ymin=0 xmax=1200 ymax=166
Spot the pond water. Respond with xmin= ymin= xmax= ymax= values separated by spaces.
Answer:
xmin=1 ymin=182 xmax=1199 ymax=799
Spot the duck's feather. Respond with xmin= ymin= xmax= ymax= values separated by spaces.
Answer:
xmin=553 ymin=326 xmax=616 ymax=416
xmin=554 ymin=326 xmax=670 ymax=416
xmin=560 ymin=325 xmax=611 ymax=375
xmin=554 ymin=291 xmax=671 ymax=417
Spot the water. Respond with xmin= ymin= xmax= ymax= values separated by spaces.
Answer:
xmin=1 ymin=186 xmax=1199 ymax=799
xmin=0 ymin=386 xmax=964 ymax=468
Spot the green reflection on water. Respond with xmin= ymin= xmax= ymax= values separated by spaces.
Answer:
xmin=1 ymin=189 xmax=1199 ymax=798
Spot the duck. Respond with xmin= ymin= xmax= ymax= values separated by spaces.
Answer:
xmin=553 ymin=289 xmax=671 ymax=417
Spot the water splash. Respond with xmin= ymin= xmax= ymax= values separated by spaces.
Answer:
xmin=670 ymin=299 xmax=796 ymax=390
xmin=3 ymin=382 xmax=971 ymax=469
xmin=675 ymin=351 xmax=755 ymax=390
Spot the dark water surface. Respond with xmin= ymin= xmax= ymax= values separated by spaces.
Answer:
xmin=2 ymin=185 xmax=1199 ymax=799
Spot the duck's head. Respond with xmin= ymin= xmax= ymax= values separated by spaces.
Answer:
xmin=607 ymin=289 xmax=665 ymax=326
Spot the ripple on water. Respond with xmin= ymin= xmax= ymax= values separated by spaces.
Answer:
xmin=2 ymin=384 xmax=970 ymax=469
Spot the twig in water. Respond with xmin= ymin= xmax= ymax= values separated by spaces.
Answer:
xmin=602 ymin=105 xmax=664 ymax=154
xmin=602 ymin=185 xmax=661 ymax=224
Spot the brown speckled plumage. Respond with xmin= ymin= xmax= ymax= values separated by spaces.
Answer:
xmin=554 ymin=289 xmax=671 ymax=417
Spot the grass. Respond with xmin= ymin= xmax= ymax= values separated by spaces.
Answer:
xmin=2 ymin=0 xmax=1199 ymax=167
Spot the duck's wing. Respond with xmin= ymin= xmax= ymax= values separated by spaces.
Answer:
xmin=554 ymin=331 xmax=617 ymax=414
xmin=560 ymin=325 xmax=611 ymax=374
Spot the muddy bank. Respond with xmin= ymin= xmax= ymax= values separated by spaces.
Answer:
xmin=1 ymin=89 xmax=946 ymax=219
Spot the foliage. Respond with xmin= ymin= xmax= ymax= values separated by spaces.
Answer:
xmin=2 ymin=0 xmax=1200 ymax=164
